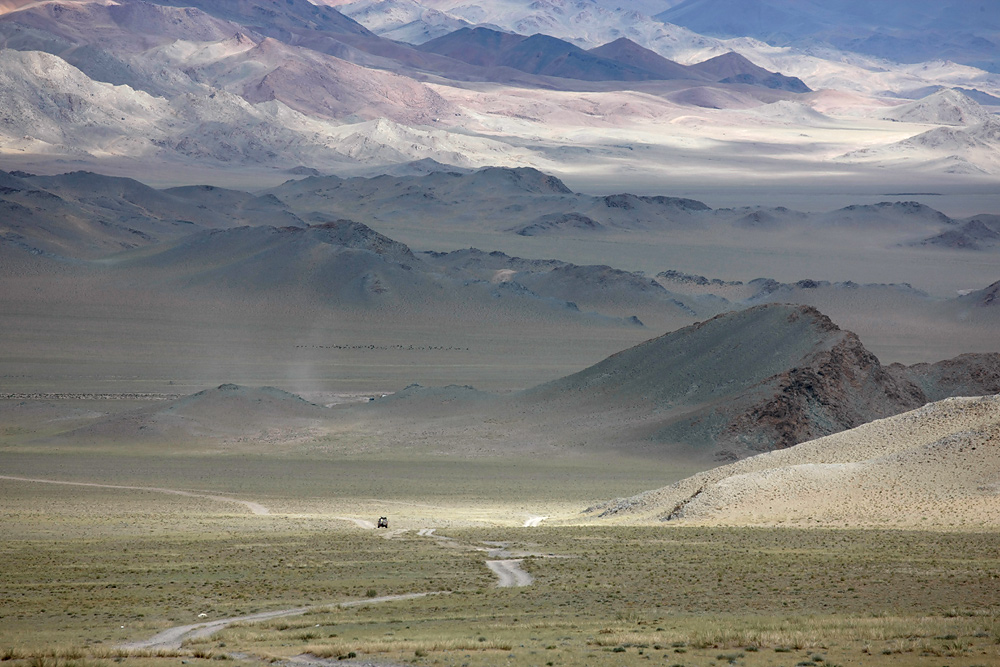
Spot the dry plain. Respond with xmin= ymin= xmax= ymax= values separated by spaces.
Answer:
xmin=2 ymin=468 xmax=1000 ymax=667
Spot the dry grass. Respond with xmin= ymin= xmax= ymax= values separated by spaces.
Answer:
xmin=2 ymin=516 xmax=998 ymax=666
xmin=306 ymin=637 xmax=513 ymax=656
xmin=2 ymin=426 xmax=999 ymax=667
xmin=165 ymin=526 xmax=1000 ymax=666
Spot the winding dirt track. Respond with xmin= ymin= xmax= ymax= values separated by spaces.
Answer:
xmin=3 ymin=473 xmax=539 ymax=653
xmin=0 ymin=475 xmax=270 ymax=515
xmin=120 ymin=594 xmax=438 ymax=651
xmin=485 ymin=559 xmax=534 ymax=587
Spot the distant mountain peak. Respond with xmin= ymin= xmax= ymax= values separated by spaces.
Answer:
xmin=588 ymin=35 xmax=701 ymax=80
xmin=690 ymin=50 xmax=811 ymax=92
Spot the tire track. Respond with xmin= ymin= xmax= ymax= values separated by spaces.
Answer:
xmin=0 ymin=475 xmax=270 ymax=515
xmin=120 ymin=593 xmax=440 ymax=651
xmin=485 ymin=559 xmax=534 ymax=587
xmin=413 ymin=529 xmax=537 ymax=588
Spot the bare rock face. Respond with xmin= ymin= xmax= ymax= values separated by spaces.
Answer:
xmin=721 ymin=331 xmax=927 ymax=454
xmin=915 ymin=219 xmax=1000 ymax=250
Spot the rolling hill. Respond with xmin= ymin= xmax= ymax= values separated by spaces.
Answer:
xmin=51 ymin=383 xmax=332 ymax=446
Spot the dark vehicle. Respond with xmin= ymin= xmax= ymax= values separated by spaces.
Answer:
xmin=377 ymin=516 xmax=389 ymax=528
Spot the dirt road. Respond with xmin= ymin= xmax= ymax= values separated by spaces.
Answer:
xmin=485 ymin=559 xmax=534 ymax=587
xmin=0 ymin=475 xmax=270 ymax=515
xmin=4 ymin=476 xmax=540 ymax=629
xmin=120 ymin=593 xmax=440 ymax=651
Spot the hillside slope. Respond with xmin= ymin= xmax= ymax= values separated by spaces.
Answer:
xmin=589 ymin=394 xmax=1000 ymax=529
xmin=518 ymin=303 xmax=929 ymax=459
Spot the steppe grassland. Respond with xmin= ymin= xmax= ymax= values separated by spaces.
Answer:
xmin=3 ymin=474 xmax=1000 ymax=667
xmin=207 ymin=528 xmax=1000 ymax=667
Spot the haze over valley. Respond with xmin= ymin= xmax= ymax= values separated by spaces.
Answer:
xmin=2 ymin=2 xmax=999 ymax=666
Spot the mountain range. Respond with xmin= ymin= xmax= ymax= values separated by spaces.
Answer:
xmin=2 ymin=166 xmax=997 ymax=402
xmin=0 ymin=0 xmax=998 ymax=186
xmin=1 ymin=3 xmax=997 ymax=436
xmin=657 ymin=0 xmax=1000 ymax=72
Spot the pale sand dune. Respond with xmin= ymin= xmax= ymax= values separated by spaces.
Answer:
xmin=593 ymin=395 xmax=1000 ymax=528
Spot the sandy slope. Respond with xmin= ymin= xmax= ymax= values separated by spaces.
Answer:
xmin=592 ymin=394 xmax=1000 ymax=529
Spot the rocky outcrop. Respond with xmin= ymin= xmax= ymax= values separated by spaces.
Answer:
xmin=722 ymin=332 xmax=926 ymax=453
xmin=524 ymin=303 xmax=996 ymax=460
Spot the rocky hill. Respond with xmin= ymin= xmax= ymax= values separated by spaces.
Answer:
xmin=512 ymin=303 xmax=1000 ymax=460
xmin=0 ymin=169 xmax=306 ymax=259
xmin=914 ymin=217 xmax=1000 ymax=250
xmin=890 ymin=353 xmax=1000 ymax=402
xmin=954 ymin=279 xmax=1000 ymax=308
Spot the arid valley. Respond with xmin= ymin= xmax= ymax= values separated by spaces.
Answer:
xmin=2 ymin=1 xmax=1000 ymax=666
